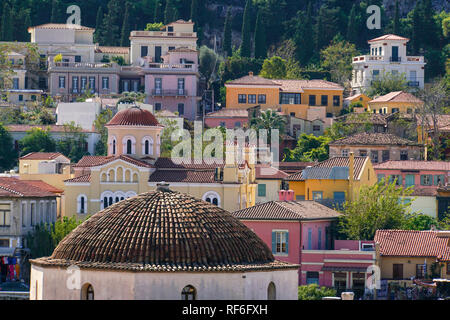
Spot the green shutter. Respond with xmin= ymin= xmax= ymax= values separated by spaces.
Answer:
xmin=420 ymin=175 xmax=425 ymax=185
xmin=272 ymin=231 xmax=276 ymax=254
xmin=377 ymin=174 xmax=385 ymax=182
xmin=285 ymin=231 xmax=289 ymax=254
xmin=258 ymin=184 xmax=266 ymax=197
xmin=398 ymin=175 xmax=402 ymax=185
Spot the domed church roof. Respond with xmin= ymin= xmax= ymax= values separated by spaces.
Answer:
xmin=106 ymin=106 xmax=160 ymax=127
xmin=31 ymin=185 xmax=295 ymax=272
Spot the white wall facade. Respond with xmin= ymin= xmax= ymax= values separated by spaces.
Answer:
xmin=30 ymin=265 xmax=298 ymax=300
xmin=404 ymin=195 xmax=437 ymax=219
xmin=56 ymin=101 xmax=102 ymax=130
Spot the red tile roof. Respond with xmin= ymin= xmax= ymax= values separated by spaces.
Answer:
xmin=0 ymin=178 xmax=57 ymax=198
xmin=226 ymin=74 xmax=279 ymax=86
xmin=233 ymin=201 xmax=342 ymax=221
xmin=205 ymin=108 xmax=249 ymax=118
xmin=20 ymin=180 xmax=63 ymax=194
xmin=19 ymin=152 xmax=68 ymax=161
xmin=64 ymin=174 xmax=91 ymax=183
xmin=374 ymin=161 xmax=450 ymax=171
xmin=278 ymin=162 xmax=316 ymax=174
xmin=370 ymin=91 xmax=423 ymax=104
xmin=106 ymin=106 xmax=160 ymax=127
xmin=255 ymin=165 xmax=289 ymax=180
xmin=374 ymin=230 xmax=450 ymax=261
xmin=286 ymin=156 xmax=368 ymax=181
xmin=29 ymin=23 xmax=94 ymax=31
xmin=148 ymin=169 xmax=217 ymax=183
xmin=330 ymin=133 xmax=420 ymax=146
xmin=95 ymin=46 xmax=129 ymax=54
xmin=74 ymin=155 xmax=152 ymax=168
xmin=273 ymin=79 xmax=343 ymax=91
xmin=368 ymin=34 xmax=409 ymax=42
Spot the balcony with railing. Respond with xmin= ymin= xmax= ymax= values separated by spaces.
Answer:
xmin=130 ymin=30 xmax=197 ymax=38
xmin=407 ymin=81 xmax=420 ymax=87
xmin=151 ymin=89 xmax=189 ymax=97
xmin=353 ymin=55 xmax=384 ymax=62
xmin=353 ymin=55 xmax=424 ymax=64
xmin=48 ymin=61 xmax=120 ymax=71
xmin=145 ymin=62 xmax=198 ymax=72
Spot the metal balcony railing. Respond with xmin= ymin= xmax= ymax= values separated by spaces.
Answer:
xmin=389 ymin=56 xmax=401 ymax=62
xmin=151 ymin=89 xmax=188 ymax=96
xmin=408 ymin=81 xmax=420 ymax=87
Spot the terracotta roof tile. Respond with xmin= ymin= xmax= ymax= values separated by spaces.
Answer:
xmin=226 ymin=74 xmax=280 ymax=86
xmin=233 ymin=201 xmax=342 ymax=221
xmin=330 ymin=133 xmax=420 ymax=146
xmin=205 ymin=109 xmax=249 ymax=118
xmin=19 ymin=152 xmax=68 ymax=161
xmin=154 ymin=157 xmax=226 ymax=169
xmin=278 ymin=162 xmax=316 ymax=175
xmin=20 ymin=180 xmax=63 ymax=193
xmin=255 ymin=165 xmax=289 ymax=180
xmin=148 ymin=170 xmax=217 ymax=183
xmin=64 ymin=174 xmax=91 ymax=183
xmin=31 ymin=190 xmax=299 ymax=271
xmin=368 ymin=34 xmax=409 ymax=42
xmin=29 ymin=23 xmax=94 ymax=31
xmin=273 ymin=79 xmax=344 ymax=91
xmin=0 ymin=178 xmax=56 ymax=198
xmin=74 ymin=155 xmax=152 ymax=168
xmin=374 ymin=161 xmax=450 ymax=171
xmin=95 ymin=46 xmax=129 ymax=54
xmin=106 ymin=106 xmax=160 ymax=127
xmin=374 ymin=230 xmax=450 ymax=261
xmin=370 ymin=91 xmax=423 ymax=104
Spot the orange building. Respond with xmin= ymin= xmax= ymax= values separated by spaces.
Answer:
xmin=225 ymin=72 xmax=344 ymax=119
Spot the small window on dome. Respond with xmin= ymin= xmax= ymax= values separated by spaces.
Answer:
xmin=181 ymin=285 xmax=196 ymax=300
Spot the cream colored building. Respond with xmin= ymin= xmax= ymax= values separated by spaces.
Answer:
xmin=63 ymin=106 xmax=257 ymax=218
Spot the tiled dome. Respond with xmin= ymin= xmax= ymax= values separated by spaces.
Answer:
xmin=44 ymin=186 xmax=279 ymax=271
xmin=106 ymin=106 xmax=160 ymax=127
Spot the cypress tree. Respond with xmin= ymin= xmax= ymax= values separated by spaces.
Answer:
xmin=50 ymin=0 xmax=60 ymax=23
xmin=190 ymin=0 xmax=198 ymax=25
xmin=295 ymin=4 xmax=314 ymax=66
xmin=164 ymin=0 xmax=178 ymax=24
xmin=393 ymin=0 xmax=400 ymax=35
xmin=94 ymin=7 xmax=103 ymax=43
xmin=240 ymin=0 xmax=252 ymax=57
xmin=23 ymin=10 xmax=32 ymax=41
xmin=120 ymin=3 xmax=130 ymax=47
xmin=347 ymin=4 xmax=358 ymax=45
xmin=254 ymin=9 xmax=266 ymax=59
xmin=154 ymin=0 xmax=164 ymax=23
xmin=101 ymin=0 xmax=121 ymax=46
xmin=1 ymin=3 xmax=13 ymax=41
xmin=223 ymin=7 xmax=232 ymax=57
xmin=411 ymin=1 xmax=422 ymax=54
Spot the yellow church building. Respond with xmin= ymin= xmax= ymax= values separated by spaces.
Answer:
xmin=63 ymin=106 xmax=257 ymax=218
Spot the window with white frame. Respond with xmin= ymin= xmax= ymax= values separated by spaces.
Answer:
xmin=122 ymin=136 xmax=136 ymax=155
xmin=77 ymin=194 xmax=87 ymax=214
xmin=142 ymin=136 xmax=154 ymax=156
xmin=202 ymin=191 xmax=220 ymax=206
xmin=21 ymin=202 xmax=27 ymax=227
xmin=0 ymin=203 xmax=11 ymax=227
xmin=272 ymin=230 xmax=288 ymax=255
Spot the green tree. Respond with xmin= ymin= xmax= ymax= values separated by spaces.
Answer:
xmin=0 ymin=123 xmax=17 ymax=172
xmin=154 ymin=0 xmax=164 ymax=23
xmin=223 ymin=7 xmax=232 ymax=57
xmin=393 ymin=0 xmax=400 ymax=35
xmin=164 ymin=0 xmax=178 ymax=24
xmin=324 ymin=113 xmax=374 ymax=141
xmin=199 ymin=45 xmax=222 ymax=89
xmin=50 ymin=0 xmax=61 ymax=23
xmin=218 ymin=56 xmax=263 ymax=86
xmin=294 ymin=5 xmax=314 ymax=66
xmin=250 ymin=109 xmax=286 ymax=143
xmin=240 ymin=0 xmax=252 ymax=58
xmin=443 ymin=17 xmax=450 ymax=38
xmin=346 ymin=4 xmax=359 ymax=45
xmin=101 ymin=0 xmax=122 ymax=46
xmin=120 ymin=2 xmax=131 ymax=47
xmin=94 ymin=6 xmax=104 ymax=43
xmin=56 ymin=122 xmax=90 ymax=163
xmin=285 ymin=133 xmax=331 ymax=162
xmin=190 ymin=0 xmax=198 ymax=26
xmin=159 ymin=118 xmax=180 ymax=158
xmin=51 ymin=216 xmax=84 ymax=247
xmin=259 ymin=56 xmax=287 ymax=79
xmin=1 ymin=3 xmax=13 ymax=41
xmin=25 ymin=223 xmax=53 ymax=258
xmin=298 ymin=284 xmax=336 ymax=300
xmin=320 ymin=37 xmax=360 ymax=85
xmin=254 ymin=9 xmax=266 ymax=59
xmin=94 ymin=109 xmax=113 ymax=156
xmin=19 ymin=127 xmax=56 ymax=156
xmin=403 ymin=213 xmax=439 ymax=231
xmin=366 ymin=72 xmax=408 ymax=97
xmin=338 ymin=180 xmax=414 ymax=240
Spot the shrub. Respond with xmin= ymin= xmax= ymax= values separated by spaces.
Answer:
xmin=298 ymin=284 xmax=337 ymax=300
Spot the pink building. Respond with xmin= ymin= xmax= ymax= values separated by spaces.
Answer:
xmin=374 ymin=161 xmax=450 ymax=219
xmin=204 ymin=108 xmax=249 ymax=129
xmin=233 ymin=195 xmax=375 ymax=298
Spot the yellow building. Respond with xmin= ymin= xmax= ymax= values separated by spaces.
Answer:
xmin=285 ymin=153 xmax=377 ymax=204
xmin=63 ymin=106 xmax=256 ymax=218
xmin=225 ymin=72 xmax=344 ymax=118
xmin=368 ymin=91 xmax=423 ymax=114
xmin=344 ymin=93 xmax=371 ymax=111
xmin=255 ymin=164 xmax=289 ymax=204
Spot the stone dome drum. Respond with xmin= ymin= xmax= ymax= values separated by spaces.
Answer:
xmin=39 ymin=187 xmax=286 ymax=272
xmin=106 ymin=106 xmax=160 ymax=127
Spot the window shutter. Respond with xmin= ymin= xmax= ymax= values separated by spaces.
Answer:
xmin=285 ymin=231 xmax=289 ymax=254
xmin=271 ymin=231 xmax=276 ymax=254
xmin=434 ymin=175 xmax=438 ymax=185
xmin=420 ymin=175 xmax=425 ymax=185
xmin=398 ymin=175 xmax=402 ymax=185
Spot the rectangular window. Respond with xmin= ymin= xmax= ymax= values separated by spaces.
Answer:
xmin=307 ymin=228 xmax=312 ymax=250
xmin=155 ymin=103 xmax=161 ymax=111
xmin=342 ymin=149 xmax=349 ymax=157
xmin=258 ymin=94 xmax=266 ymax=104
xmin=81 ymin=76 xmax=87 ymax=91
xmin=18 ymin=95 xmax=23 ymax=101
xmin=89 ymin=77 xmax=95 ymax=90
xmin=177 ymin=103 xmax=184 ymax=115
xmin=72 ymin=76 xmax=79 ymax=93
xmin=248 ymin=94 xmax=256 ymax=104
xmin=416 ymin=264 xmax=426 ymax=278
xmin=13 ymin=78 xmax=19 ymax=89
xmin=421 ymin=175 xmax=432 ymax=186
xmin=0 ymin=204 xmax=11 ymax=227
xmin=280 ymin=93 xmax=301 ymax=104
xmin=359 ymin=149 xmax=367 ymax=157
xmin=321 ymin=95 xmax=328 ymax=106
xmin=377 ymin=174 xmax=385 ymax=182
xmin=389 ymin=175 xmax=402 ymax=186
xmin=373 ymin=69 xmax=380 ymax=80
xmin=21 ymin=203 xmax=26 ymax=227
xmin=393 ymin=264 xmax=403 ymax=280
xmin=313 ymin=125 xmax=321 ymax=132
xmin=155 ymin=46 xmax=161 ymax=62
xmin=333 ymin=95 xmax=340 ymax=107
xmin=141 ymin=46 xmax=148 ymax=57
xmin=405 ymin=174 xmax=415 ymax=187
xmin=257 ymin=184 xmax=266 ymax=197
xmin=434 ymin=174 xmax=445 ymax=186
xmin=333 ymin=192 xmax=346 ymax=206
xmin=177 ymin=78 xmax=185 ymax=95
xmin=306 ymin=272 xmax=320 ymax=285
xmin=30 ymin=203 xmax=35 ymax=226
xmin=318 ymin=228 xmax=322 ymax=250
xmin=272 ymin=231 xmax=288 ymax=254
xmin=382 ymin=150 xmax=390 ymax=162
xmin=370 ymin=150 xmax=378 ymax=163
xmin=75 ymin=55 xmax=81 ymax=62
xmin=312 ymin=191 xmax=323 ymax=201
xmin=102 ymin=77 xmax=109 ymax=89
xmin=0 ymin=239 xmax=9 ymax=247
xmin=154 ymin=78 xmax=162 ymax=94
xmin=238 ymin=94 xmax=246 ymax=104
xmin=308 ymin=95 xmax=316 ymax=106
xmin=220 ymin=121 xmax=226 ymax=127
xmin=234 ymin=121 xmax=241 ymax=128
xmin=59 ymin=76 xmax=65 ymax=89
xmin=400 ymin=150 xmax=408 ymax=160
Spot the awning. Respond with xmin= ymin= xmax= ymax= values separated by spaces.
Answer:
xmin=0 ymin=247 xmax=16 ymax=257
xmin=321 ymin=266 xmax=368 ymax=273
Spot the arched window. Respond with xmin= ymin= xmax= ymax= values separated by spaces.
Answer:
xmin=113 ymin=140 xmax=116 ymax=155
xmin=181 ymin=285 xmax=196 ymax=300
xmin=115 ymin=197 xmax=119 ymax=203
xmin=77 ymin=195 xmax=87 ymax=214
xmin=202 ymin=191 xmax=221 ymax=207
xmin=81 ymin=283 xmax=94 ymax=300
xmin=109 ymin=135 xmax=117 ymax=156
xmin=103 ymin=197 xmax=108 ymax=208
xmin=127 ymin=140 xmax=132 ymax=154
xmin=108 ymin=197 xmax=113 ymax=207
xmin=267 ymin=282 xmax=276 ymax=300
xmin=142 ymin=136 xmax=154 ymax=156
xmin=145 ymin=140 xmax=149 ymax=155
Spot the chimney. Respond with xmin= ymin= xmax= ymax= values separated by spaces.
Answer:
xmin=249 ymin=71 xmax=253 ymax=77
xmin=349 ymin=152 xmax=355 ymax=201
xmin=286 ymin=190 xmax=294 ymax=201
xmin=156 ymin=182 xmax=171 ymax=192
xmin=278 ymin=190 xmax=286 ymax=201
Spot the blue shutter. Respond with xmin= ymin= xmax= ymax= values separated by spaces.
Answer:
xmin=271 ymin=231 xmax=276 ymax=254
xmin=420 ymin=175 xmax=425 ymax=185
xmin=308 ymin=228 xmax=312 ymax=250
xmin=398 ymin=175 xmax=402 ymax=185
xmin=285 ymin=231 xmax=289 ymax=254
xmin=318 ymin=228 xmax=322 ymax=250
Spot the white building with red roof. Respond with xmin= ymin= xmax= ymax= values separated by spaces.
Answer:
xmin=352 ymin=34 xmax=425 ymax=94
